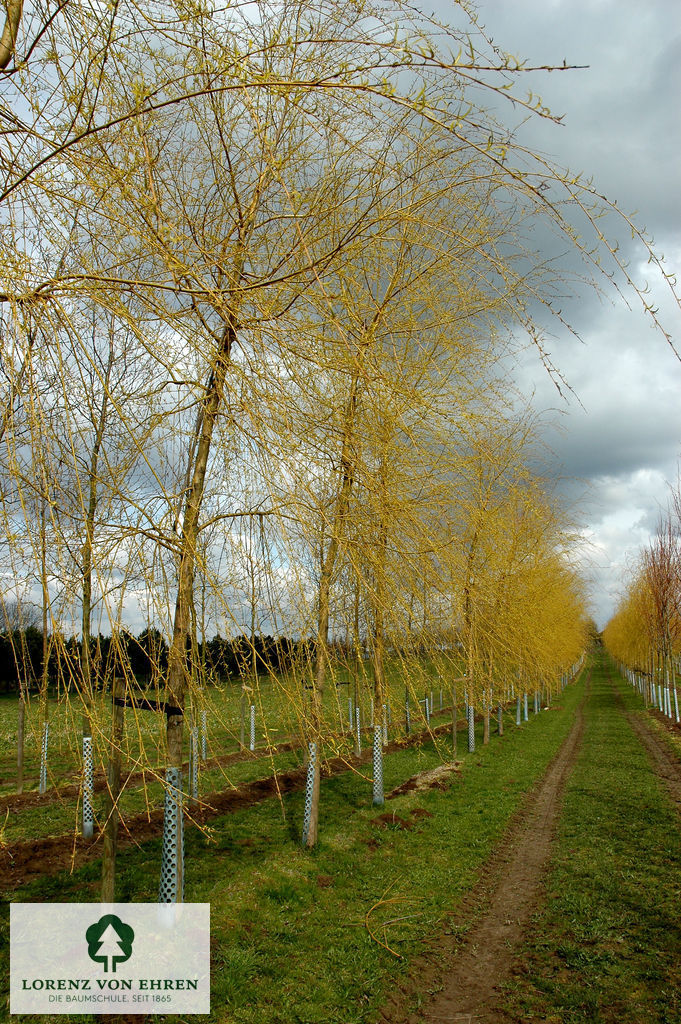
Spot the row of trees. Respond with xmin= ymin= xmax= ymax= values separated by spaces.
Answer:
xmin=1 ymin=0 xmax=675 ymax=899
xmin=0 ymin=619 xmax=313 ymax=692
xmin=603 ymin=492 xmax=681 ymax=686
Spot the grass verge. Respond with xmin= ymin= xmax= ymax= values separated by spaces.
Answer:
xmin=496 ymin=652 xmax=681 ymax=1024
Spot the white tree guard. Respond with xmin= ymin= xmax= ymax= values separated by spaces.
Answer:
xmin=200 ymin=709 xmax=207 ymax=761
xmin=249 ymin=704 xmax=256 ymax=752
xmin=39 ymin=722 xmax=49 ymax=794
xmin=191 ymin=727 xmax=199 ymax=801
xmin=82 ymin=735 xmax=94 ymax=839
xmin=372 ymin=725 xmax=384 ymax=806
xmin=467 ymin=705 xmax=475 ymax=752
xmin=301 ymin=742 xmax=317 ymax=845
xmin=158 ymin=767 xmax=184 ymax=903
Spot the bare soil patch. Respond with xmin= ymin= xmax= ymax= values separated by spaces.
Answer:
xmin=377 ymin=677 xmax=588 ymax=1024
xmin=387 ymin=763 xmax=461 ymax=799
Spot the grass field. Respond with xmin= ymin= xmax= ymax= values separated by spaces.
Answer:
xmin=0 ymin=654 xmax=462 ymax=793
xmin=1 ymin=662 xmax=583 ymax=1022
xmin=0 ymin=652 xmax=491 ymax=846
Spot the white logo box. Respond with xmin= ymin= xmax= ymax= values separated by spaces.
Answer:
xmin=10 ymin=903 xmax=210 ymax=1015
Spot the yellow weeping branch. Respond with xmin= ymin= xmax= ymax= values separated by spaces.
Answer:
xmin=1 ymin=0 xmax=674 ymax=899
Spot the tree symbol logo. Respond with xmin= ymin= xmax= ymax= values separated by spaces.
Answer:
xmin=86 ymin=914 xmax=135 ymax=973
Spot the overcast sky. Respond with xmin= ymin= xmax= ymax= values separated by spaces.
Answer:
xmin=439 ymin=0 xmax=681 ymax=627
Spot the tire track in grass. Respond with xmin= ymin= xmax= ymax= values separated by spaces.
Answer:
xmin=487 ymin=655 xmax=681 ymax=1024
xmin=379 ymin=673 xmax=589 ymax=1024
xmin=607 ymin=667 xmax=681 ymax=810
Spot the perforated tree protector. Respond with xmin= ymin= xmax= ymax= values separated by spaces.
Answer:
xmin=372 ymin=725 xmax=384 ymax=806
xmin=82 ymin=736 xmax=94 ymax=838
xmin=301 ymin=742 xmax=317 ymax=845
xmin=355 ymin=705 xmax=362 ymax=753
xmin=39 ymin=722 xmax=49 ymax=794
xmin=191 ymin=727 xmax=199 ymax=801
xmin=200 ymin=709 xmax=207 ymax=760
xmin=158 ymin=767 xmax=184 ymax=903
xmin=467 ymin=704 xmax=475 ymax=752
xmin=249 ymin=704 xmax=256 ymax=751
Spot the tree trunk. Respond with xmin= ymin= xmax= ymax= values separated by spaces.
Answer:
xmin=353 ymin=579 xmax=361 ymax=756
xmin=81 ymin=338 xmax=114 ymax=838
xmin=452 ymin=683 xmax=457 ymax=757
xmin=16 ymin=694 xmax=25 ymax=794
xmin=39 ymin=497 xmax=50 ymax=795
xmin=0 ymin=0 xmax=22 ymax=70
xmin=304 ymin=373 xmax=360 ymax=848
xmin=160 ymin=316 xmax=237 ymax=900
xmin=101 ymin=676 xmax=124 ymax=902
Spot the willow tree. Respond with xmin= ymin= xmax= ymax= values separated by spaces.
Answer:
xmin=2 ymin=0 xmax=678 ymax=902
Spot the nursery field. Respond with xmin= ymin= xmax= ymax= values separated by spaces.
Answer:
xmin=2 ymin=650 xmax=679 ymax=1022
xmin=0 ymin=654 xmax=460 ymax=845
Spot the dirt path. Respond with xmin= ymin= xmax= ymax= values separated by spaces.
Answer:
xmin=379 ymin=676 xmax=588 ymax=1024
xmin=0 ymin=720 xmax=459 ymax=891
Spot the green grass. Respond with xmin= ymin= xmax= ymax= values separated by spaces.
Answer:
xmin=0 ymin=654 xmax=459 ymax=799
xmin=0 ymin=653 xmax=464 ymax=843
xmin=496 ymin=652 xmax=681 ymax=1024
xmin=0 ymin=670 xmax=584 ymax=1023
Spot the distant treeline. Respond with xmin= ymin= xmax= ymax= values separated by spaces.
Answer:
xmin=0 ymin=628 xmax=320 ymax=694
